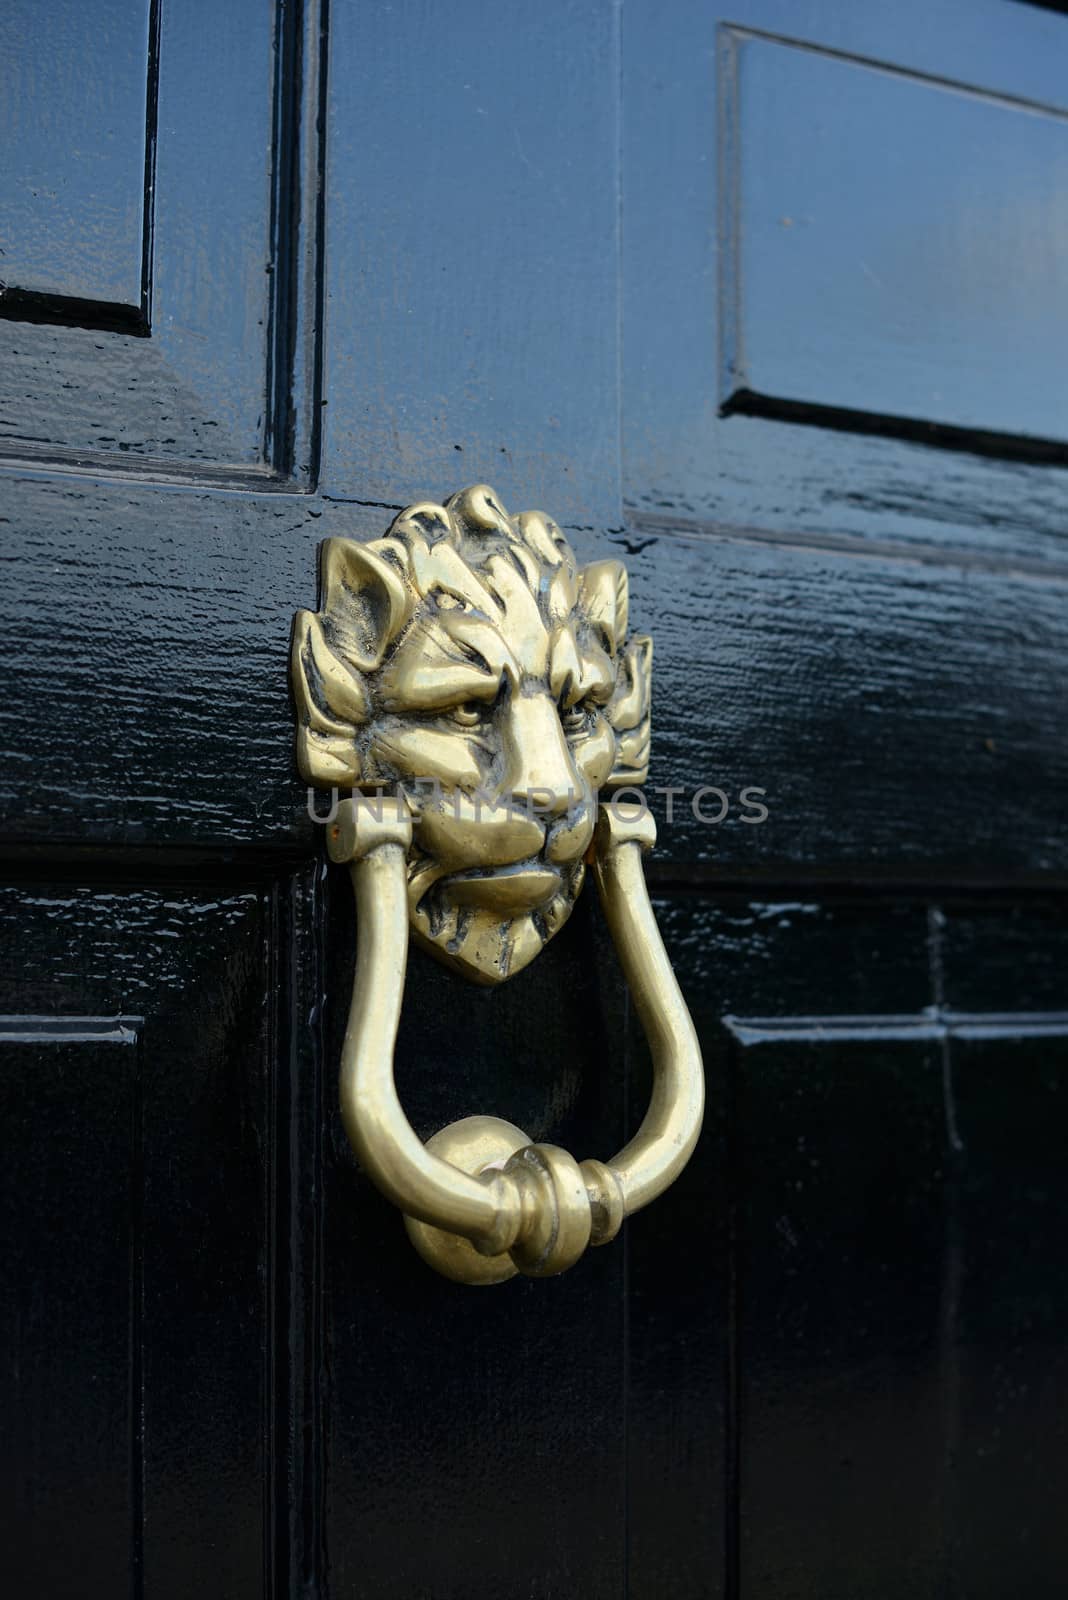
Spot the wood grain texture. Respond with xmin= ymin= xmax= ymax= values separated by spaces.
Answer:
xmin=2 ymin=475 xmax=1065 ymax=882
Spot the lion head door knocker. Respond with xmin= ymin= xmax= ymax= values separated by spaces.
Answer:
xmin=291 ymin=485 xmax=703 ymax=1284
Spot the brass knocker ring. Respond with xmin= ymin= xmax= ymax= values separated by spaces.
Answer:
xmin=327 ymin=792 xmax=703 ymax=1284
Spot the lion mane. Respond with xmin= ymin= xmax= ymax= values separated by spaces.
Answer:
xmin=291 ymin=484 xmax=651 ymax=796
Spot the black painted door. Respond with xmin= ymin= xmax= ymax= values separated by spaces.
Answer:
xmin=3 ymin=2 xmax=1067 ymax=1597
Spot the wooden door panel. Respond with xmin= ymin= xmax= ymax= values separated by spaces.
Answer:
xmin=0 ymin=0 xmax=152 ymax=313
xmin=724 ymin=30 xmax=1068 ymax=449
xmin=0 ymin=0 xmax=318 ymax=483
xmin=0 ymin=475 xmax=325 ymax=850
xmin=319 ymin=0 xmax=621 ymax=527
xmin=0 ymin=882 xmax=279 ymax=1598
xmin=731 ymin=1022 xmax=949 ymax=1600
xmin=625 ymin=899 xmax=930 ymax=1596
xmin=322 ymin=897 xmax=630 ymax=1599
xmin=624 ymin=0 xmax=1068 ymax=565
xmin=941 ymin=903 xmax=1068 ymax=1006
xmin=624 ymin=895 xmax=1068 ymax=1598
xmin=950 ymin=1029 xmax=1068 ymax=1596
xmin=1 ymin=1017 xmax=141 ymax=1599
xmin=627 ymin=534 xmax=1068 ymax=878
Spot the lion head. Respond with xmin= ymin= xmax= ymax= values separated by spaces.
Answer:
xmin=291 ymin=485 xmax=651 ymax=983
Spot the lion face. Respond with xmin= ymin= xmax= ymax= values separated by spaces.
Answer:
xmin=292 ymin=485 xmax=651 ymax=983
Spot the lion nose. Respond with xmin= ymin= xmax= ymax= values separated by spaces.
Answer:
xmin=497 ymin=693 xmax=580 ymax=821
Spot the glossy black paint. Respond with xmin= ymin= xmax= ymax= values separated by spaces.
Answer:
xmin=323 ymin=895 xmax=629 ymax=1598
xmin=0 ymin=0 xmax=154 ymax=311
xmin=724 ymin=30 xmax=1068 ymax=444
xmin=1 ymin=1 xmax=1066 ymax=1597
xmin=623 ymin=0 xmax=1068 ymax=560
xmin=0 ymin=0 xmax=314 ymax=479
xmin=627 ymin=898 xmax=1068 ymax=1598
xmin=319 ymin=0 xmax=621 ymax=527
xmin=0 ymin=881 xmax=274 ymax=1598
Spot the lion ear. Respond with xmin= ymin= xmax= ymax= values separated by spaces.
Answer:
xmin=604 ymin=634 xmax=652 ymax=787
xmin=290 ymin=609 xmax=368 ymax=787
xmin=320 ymin=537 xmax=410 ymax=672
xmin=579 ymin=560 xmax=629 ymax=654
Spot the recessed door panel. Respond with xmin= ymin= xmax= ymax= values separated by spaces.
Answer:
xmin=724 ymin=34 xmax=1068 ymax=446
xmin=0 ymin=0 xmax=152 ymax=312
xmin=0 ymin=884 xmax=276 ymax=1599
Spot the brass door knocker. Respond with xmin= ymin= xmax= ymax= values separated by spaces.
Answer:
xmin=291 ymin=485 xmax=703 ymax=1284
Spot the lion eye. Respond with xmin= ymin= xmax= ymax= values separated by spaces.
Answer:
xmin=560 ymin=702 xmax=589 ymax=734
xmin=447 ymin=702 xmax=484 ymax=728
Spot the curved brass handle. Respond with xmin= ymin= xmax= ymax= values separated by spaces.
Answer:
xmin=328 ymin=792 xmax=704 ymax=1284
